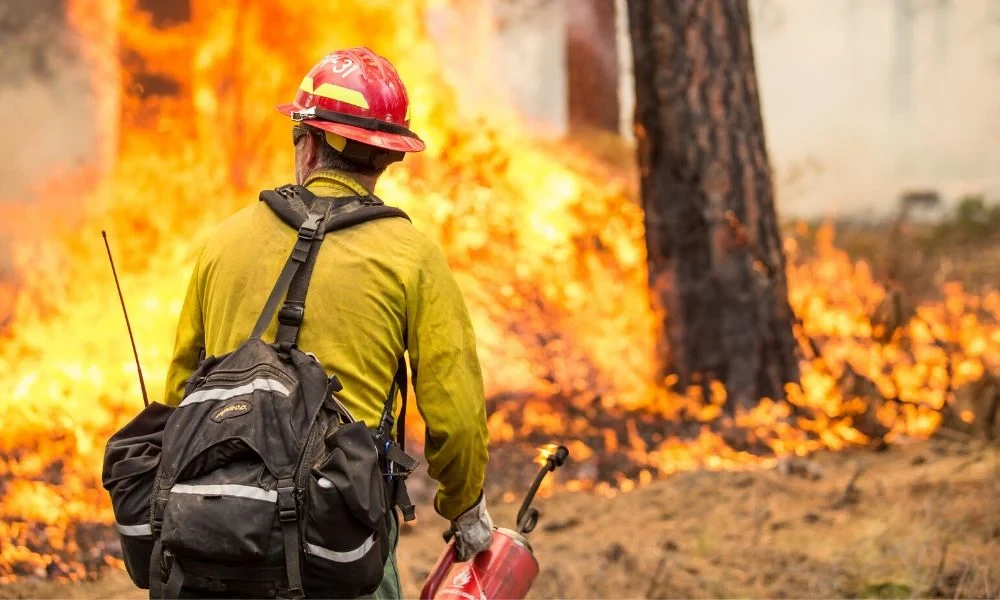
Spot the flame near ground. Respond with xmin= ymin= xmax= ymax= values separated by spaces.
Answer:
xmin=1 ymin=0 xmax=998 ymax=582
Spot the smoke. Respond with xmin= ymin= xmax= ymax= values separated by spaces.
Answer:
xmin=434 ymin=0 xmax=570 ymax=133
xmin=494 ymin=0 xmax=569 ymax=134
xmin=0 ymin=0 xmax=99 ymax=326
xmin=749 ymin=0 xmax=1000 ymax=218
xmin=0 ymin=0 xmax=98 ymax=303
xmin=618 ymin=0 xmax=1000 ymax=218
xmin=487 ymin=0 xmax=1000 ymax=219
xmin=0 ymin=0 xmax=97 ymax=201
xmin=4 ymin=0 xmax=998 ymax=223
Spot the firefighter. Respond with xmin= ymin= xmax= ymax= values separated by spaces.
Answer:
xmin=163 ymin=47 xmax=492 ymax=598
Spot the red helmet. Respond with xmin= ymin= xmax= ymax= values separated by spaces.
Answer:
xmin=276 ymin=47 xmax=425 ymax=154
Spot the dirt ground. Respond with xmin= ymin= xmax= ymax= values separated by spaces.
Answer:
xmin=3 ymin=438 xmax=998 ymax=599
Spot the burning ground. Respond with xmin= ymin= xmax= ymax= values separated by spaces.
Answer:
xmin=4 ymin=439 xmax=999 ymax=599
xmin=1 ymin=0 xmax=999 ymax=590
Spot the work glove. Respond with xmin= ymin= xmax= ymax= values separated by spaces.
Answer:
xmin=450 ymin=493 xmax=494 ymax=562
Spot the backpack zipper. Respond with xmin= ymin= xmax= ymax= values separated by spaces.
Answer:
xmin=295 ymin=423 xmax=323 ymax=500
xmin=194 ymin=364 xmax=293 ymax=389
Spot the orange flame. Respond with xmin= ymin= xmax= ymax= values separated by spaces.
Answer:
xmin=0 ymin=0 xmax=997 ymax=583
xmin=534 ymin=444 xmax=560 ymax=467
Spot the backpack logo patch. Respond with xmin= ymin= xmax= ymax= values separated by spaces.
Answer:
xmin=211 ymin=400 xmax=253 ymax=423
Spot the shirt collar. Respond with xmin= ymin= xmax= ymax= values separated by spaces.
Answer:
xmin=303 ymin=169 xmax=370 ymax=197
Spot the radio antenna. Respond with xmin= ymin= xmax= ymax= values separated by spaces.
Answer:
xmin=102 ymin=231 xmax=149 ymax=407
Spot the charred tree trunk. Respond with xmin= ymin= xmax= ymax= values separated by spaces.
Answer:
xmin=117 ymin=0 xmax=190 ymax=154
xmin=567 ymin=0 xmax=620 ymax=134
xmin=627 ymin=0 xmax=798 ymax=409
xmin=130 ymin=0 xmax=191 ymax=99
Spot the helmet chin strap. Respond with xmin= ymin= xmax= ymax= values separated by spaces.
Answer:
xmin=289 ymin=105 xmax=421 ymax=141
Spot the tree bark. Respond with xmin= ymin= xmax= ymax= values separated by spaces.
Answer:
xmin=627 ymin=0 xmax=798 ymax=409
xmin=566 ymin=0 xmax=620 ymax=134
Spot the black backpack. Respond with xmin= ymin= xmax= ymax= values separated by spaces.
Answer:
xmin=102 ymin=185 xmax=419 ymax=599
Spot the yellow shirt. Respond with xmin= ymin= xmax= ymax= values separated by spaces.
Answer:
xmin=163 ymin=170 xmax=488 ymax=519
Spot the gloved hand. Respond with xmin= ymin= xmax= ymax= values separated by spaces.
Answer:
xmin=450 ymin=493 xmax=494 ymax=562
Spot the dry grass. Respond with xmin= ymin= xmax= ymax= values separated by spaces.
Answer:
xmin=4 ymin=439 xmax=998 ymax=599
xmin=511 ymin=440 xmax=1000 ymax=599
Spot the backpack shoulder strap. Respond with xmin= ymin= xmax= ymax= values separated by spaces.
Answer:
xmin=252 ymin=184 xmax=412 ymax=347
xmin=249 ymin=195 xmax=329 ymax=344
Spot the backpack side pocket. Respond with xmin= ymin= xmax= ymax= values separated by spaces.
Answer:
xmin=301 ymin=421 xmax=390 ymax=598
xmin=102 ymin=402 xmax=174 ymax=589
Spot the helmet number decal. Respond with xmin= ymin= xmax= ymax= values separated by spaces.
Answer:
xmin=324 ymin=54 xmax=360 ymax=79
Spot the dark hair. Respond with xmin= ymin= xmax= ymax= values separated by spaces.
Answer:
xmin=294 ymin=125 xmax=385 ymax=178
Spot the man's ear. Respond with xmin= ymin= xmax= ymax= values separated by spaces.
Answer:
xmin=301 ymin=131 xmax=321 ymax=171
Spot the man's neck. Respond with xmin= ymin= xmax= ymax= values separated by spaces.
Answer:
xmin=302 ymin=169 xmax=376 ymax=197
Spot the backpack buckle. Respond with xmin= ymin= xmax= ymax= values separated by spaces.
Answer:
xmin=278 ymin=305 xmax=304 ymax=326
xmin=298 ymin=213 xmax=323 ymax=241
xmin=275 ymin=184 xmax=297 ymax=198
xmin=277 ymin=484 xmax=297 ymax=522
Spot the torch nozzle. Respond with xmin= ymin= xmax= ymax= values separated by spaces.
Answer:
xmin=547 ymin=445 xmax=569 ymax=468
xmin=516 ymin=444 xmax=570 ymax=535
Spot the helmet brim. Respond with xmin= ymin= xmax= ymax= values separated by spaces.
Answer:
xmin=276 ymin=103 xmax=426 ymax=153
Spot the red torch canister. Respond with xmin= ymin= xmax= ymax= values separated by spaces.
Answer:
xmin=420 ymin=528 xmax=539 ymax=600
xmin=420 ymin=445 xmax=569 ymax=600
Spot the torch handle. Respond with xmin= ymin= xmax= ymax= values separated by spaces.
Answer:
xmin=516 ymin=445 xmax=569 ymax=534
xmin=515 ymin=467 xmax=547 ymax=534
xmin=420 ymin=540 xmax=458 ymax=599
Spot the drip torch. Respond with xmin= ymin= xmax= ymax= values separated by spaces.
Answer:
xmin=420 ymin=445 xmax=570 ymax=600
